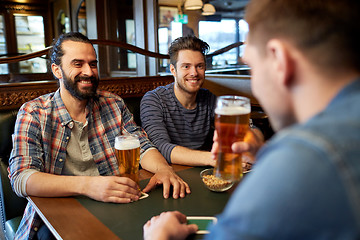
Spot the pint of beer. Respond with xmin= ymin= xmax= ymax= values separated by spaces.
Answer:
xmin=214 ymin=96 xmax=251 ymax=181
xmin=114 ymin=134 xmax=140 ymax=185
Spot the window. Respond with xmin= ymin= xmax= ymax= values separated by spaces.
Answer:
xmin=126 ymin=19 xmax=136 ymax=69
xmin=158 ymin=21 xmax=183 ymax=71
xmin=199 ymin=19 xmax=237 ymax=67
xmin=156 ymin=14 xmax=249 ymax=74
xmin=0 ymin=1 xmax=50 ymax=82
xmin=0 ymin=15 xmax=7 ymax=74
xmin=238 ymin=19 xmax=249 ymax=59
xmin=106 ymin=0 xmax=136 ymax=76
xmin=15 ymin=15 xmax=47 ymax=73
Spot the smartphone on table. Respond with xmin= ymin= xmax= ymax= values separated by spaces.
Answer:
xmin=186 ymin=216 xmax=217 ymax=234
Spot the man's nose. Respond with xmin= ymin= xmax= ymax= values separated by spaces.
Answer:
xmin=82 ymin=64 xmax=95 ymax=76
xmin=189 ymin=66 xmax=198 ymax=76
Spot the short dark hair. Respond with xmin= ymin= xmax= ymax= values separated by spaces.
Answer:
xmin=245 ymin=0 xmax=360 ymax=74
xmin=49 ymin=32 xmax=94 ymax=66
xmin=168 ymin=36 xmax=210 ymax=68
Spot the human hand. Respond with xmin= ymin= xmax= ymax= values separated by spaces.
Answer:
xmin=142 ymin=168 xmax=191 ymax=199
xmin=83 ymin=176 xmax=141 ymax=203
xmin=208 ymin=157 xmax=217 ymax=167
xmin=143 ymin=211 xmax=198 ymax=240
xmin=211 ymin=128 xmax=264 ymax=163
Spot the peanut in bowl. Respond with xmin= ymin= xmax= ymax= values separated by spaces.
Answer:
xmin=200 ymin=168 xmax=234 ymax=192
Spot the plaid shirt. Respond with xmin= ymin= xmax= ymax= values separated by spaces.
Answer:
xmin=8 ymin=89 xmax=154 ymax=240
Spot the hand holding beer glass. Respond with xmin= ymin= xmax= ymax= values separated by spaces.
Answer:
xmin=214 ymin=96 xmax=251 ymax=181
xmin=114 ymin=134 xmax=141 ymax=186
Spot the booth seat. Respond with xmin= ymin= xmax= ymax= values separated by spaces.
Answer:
xmin=0 ymin=109 xmax=27 ymax=240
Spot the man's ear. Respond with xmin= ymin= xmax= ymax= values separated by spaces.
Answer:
xmin=51 ymin=63 xmax=63 ymax=80
xmin=266 ymin=39 xmax=294 ymax=88
xmin=170 ymin=64 xmax=176 ymax=77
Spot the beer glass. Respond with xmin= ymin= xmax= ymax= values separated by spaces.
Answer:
xmin=214 ymin=96 xmax=251 ymax=181
xmin=114 ymin=134 xmax=141 ymax=185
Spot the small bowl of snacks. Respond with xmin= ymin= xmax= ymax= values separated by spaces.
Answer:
xmin=200 ymin=168 xmax=234 ymax=192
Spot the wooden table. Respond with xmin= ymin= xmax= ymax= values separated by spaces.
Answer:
xmin=27 ymin=165 xmax=232 ymax=240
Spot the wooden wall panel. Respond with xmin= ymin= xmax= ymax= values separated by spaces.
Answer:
xmin=0 ymin=75 xmax=174 ymax=111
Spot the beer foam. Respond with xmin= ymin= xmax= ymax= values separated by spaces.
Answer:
xmin=115 ymin=138 xmax=140 ymax=150
xmin=215 ymin=106 xmax=250 ymax=115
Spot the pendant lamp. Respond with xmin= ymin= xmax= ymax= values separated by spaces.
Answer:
xmin=202 ymin=3 xmax=216 ymax=15
xmin=184 ymin=0 xmax=203 ymax=10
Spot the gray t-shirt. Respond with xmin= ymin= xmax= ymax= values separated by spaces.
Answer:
xmin=62 ymin=120 xmax=99 ymax=176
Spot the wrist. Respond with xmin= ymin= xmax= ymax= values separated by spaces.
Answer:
xmin=77 ymin=176 xmax=91 ymax=196
xmin=156 ymin=164 xmax=174 ymax=173
xmin=145 ymin=231 xmax=170 ymax=240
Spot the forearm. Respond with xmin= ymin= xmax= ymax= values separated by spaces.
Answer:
xmin=171 ymin=146 xmax=215 ymax=167
xmin=26 ymin=172 xmax=141 ymax=203
xmin=140 ymin=149 xmax=174 ymax=173
xmin=26 ymin=172 xmax=90 ymax=197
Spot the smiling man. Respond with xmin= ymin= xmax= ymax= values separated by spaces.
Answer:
xmin=140 ymin=36 xmax=217 ymax=166
xmin=8 ymin=32 xmax=190 ymax=240
xmin=141 ymin=36 xmax=262 ymax=167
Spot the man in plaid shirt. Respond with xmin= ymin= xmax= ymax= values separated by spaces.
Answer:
xmin=8 ymin=32 xmax=190 ymax=240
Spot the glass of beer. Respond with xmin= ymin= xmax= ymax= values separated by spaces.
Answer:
xmin=114 ymin=134 xmax=141 ymax=185
xmin=214 ymin=96 xmax=251 ymax=181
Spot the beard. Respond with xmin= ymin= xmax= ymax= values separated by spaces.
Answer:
xmin=61 ymin=68 xmax=99 ymax=100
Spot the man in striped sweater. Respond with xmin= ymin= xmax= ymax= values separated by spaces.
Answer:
xmin=140 ymin=36 xmax=262 ymax=167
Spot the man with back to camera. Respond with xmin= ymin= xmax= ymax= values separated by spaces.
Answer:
xmin=140 ymin=36 xmax=263 ymax=167
xmin=8 ymin=32 xmax=190 ymax=240
xmin=142 ymin=0 xmax=360 ymax=239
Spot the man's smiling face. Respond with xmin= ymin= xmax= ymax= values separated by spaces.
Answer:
xmin=171 ymin=49 xmax=206 ymax=96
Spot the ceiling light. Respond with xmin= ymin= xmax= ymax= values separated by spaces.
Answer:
xmin=202 ymin=3 xmax=216 ymax=15
xmin=184 ymin=0 xmax=203 ymax=10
